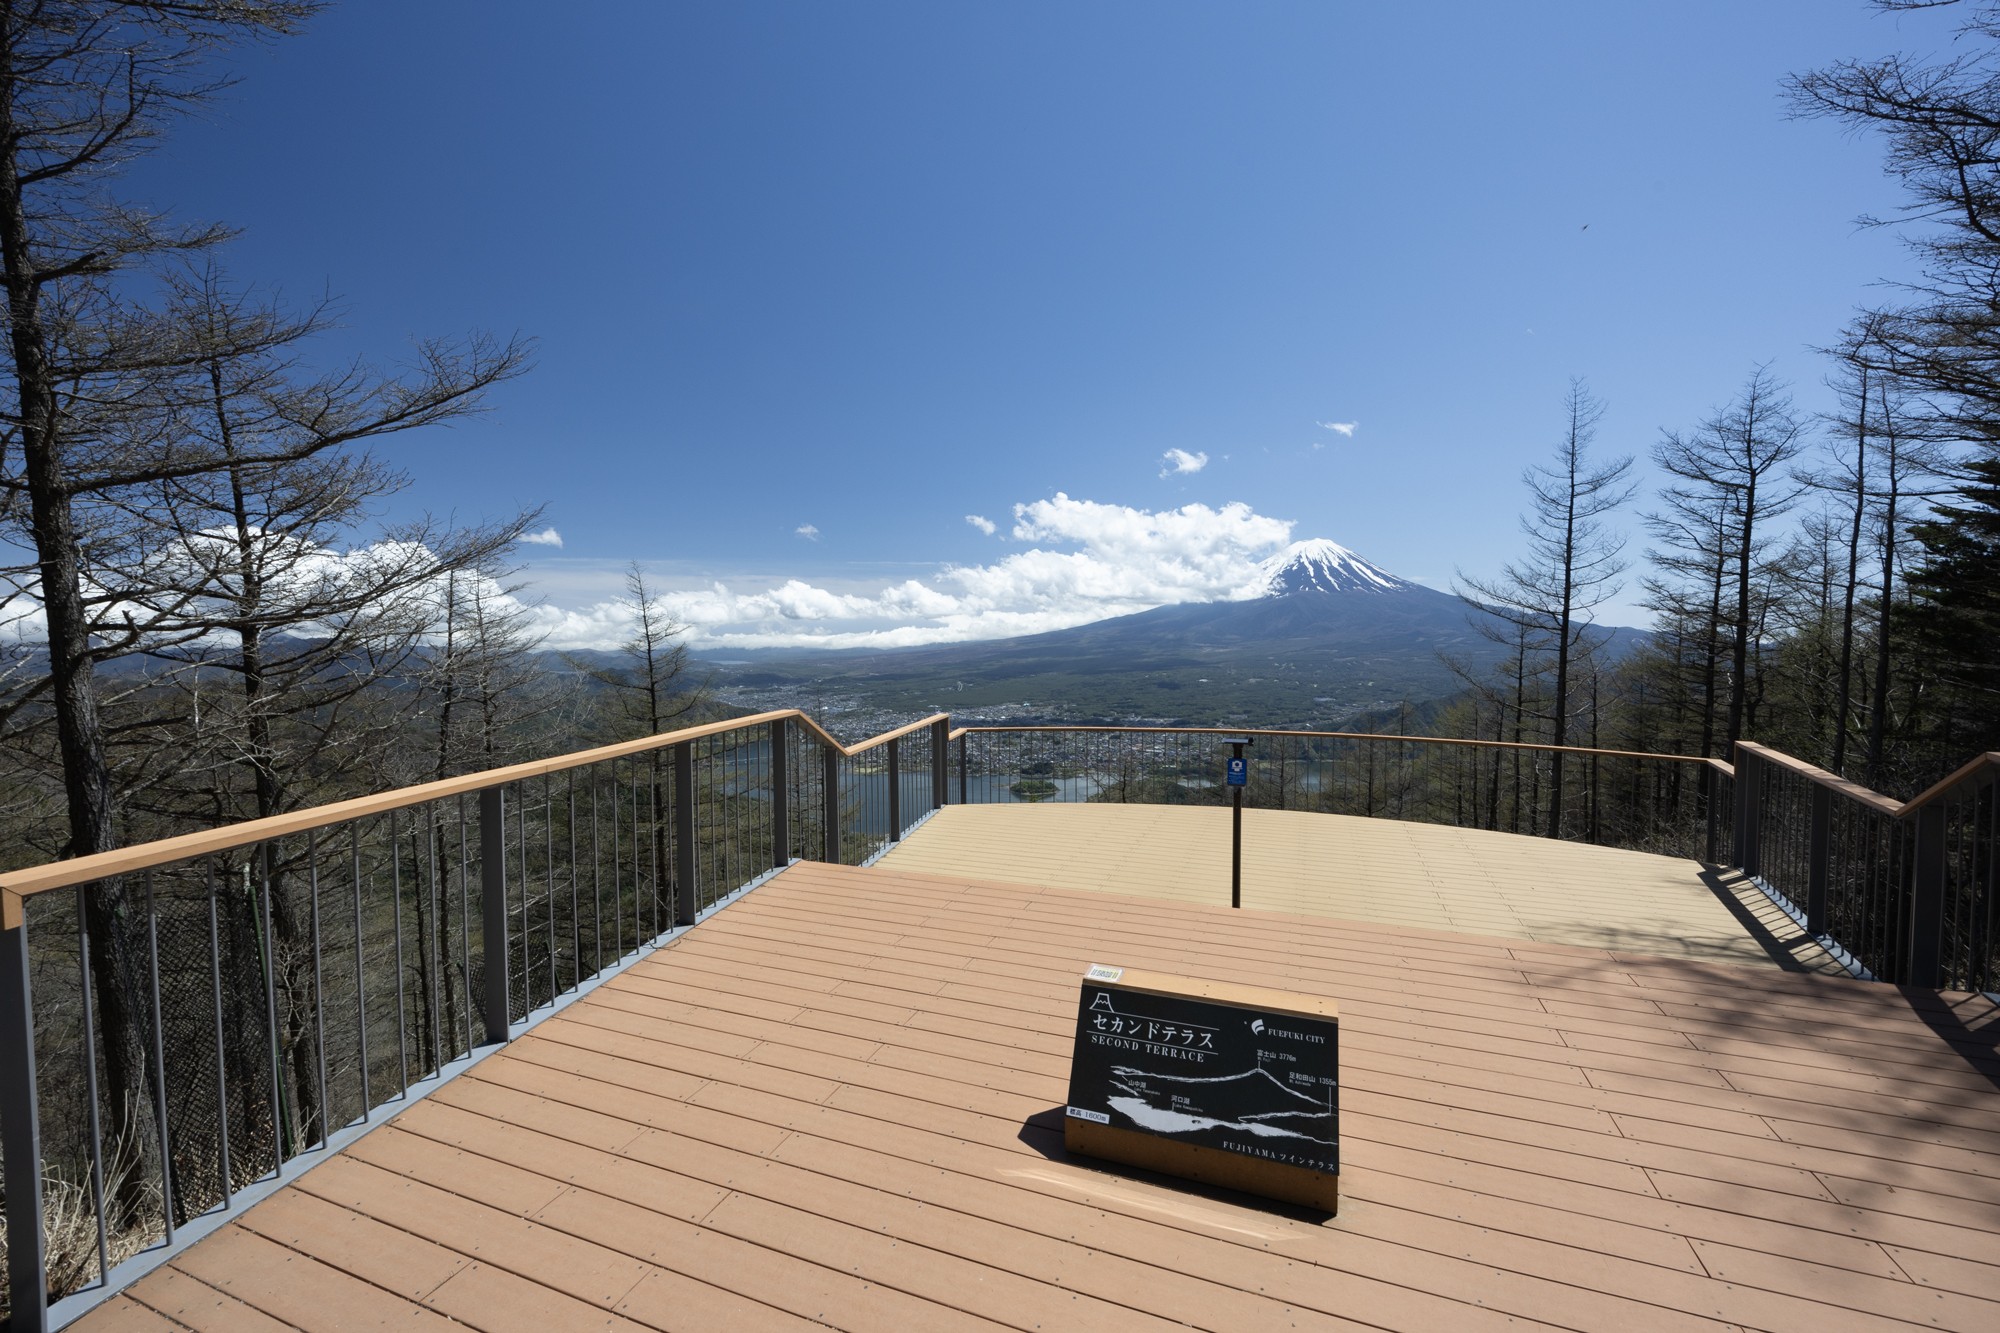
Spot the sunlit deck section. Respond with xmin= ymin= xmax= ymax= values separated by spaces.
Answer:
xmin=76 ymin=858 xmax=2000 ymax=1333
xmin=882 ymin=802 xmax=1843 ymax=973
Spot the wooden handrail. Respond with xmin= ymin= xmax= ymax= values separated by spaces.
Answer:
xmin=1893 ymin=750 xmax=2000 ymax=814
xmin=948 ymin=724 xmax=1733 ymax=773
xmin=1733 ymin=742 xmax=2000 ymax=819
xmin=0 ymin=708 xmax=949 ymax=926
xmin=1733 ymin=742 xmax=1903 ymax=817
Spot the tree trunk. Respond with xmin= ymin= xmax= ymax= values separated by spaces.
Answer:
xmin=0 ymin=43 xmax=157 ymax=1227
xmin=1833 ymin=371 xmax=1869 ymax=775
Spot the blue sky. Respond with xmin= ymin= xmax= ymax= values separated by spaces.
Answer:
xmin=128 ymin=0 xmax=1935 ymax=648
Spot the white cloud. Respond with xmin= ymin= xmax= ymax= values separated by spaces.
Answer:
xmin=1159 ymin=448 xmax=1209 ymax=477
xmin=1316 ymin=420 xmax=1358 ymax=437
xmin=964 ymin=514 xmax=996 ymax=535
xmin=4 ymin=493 xmax=1306 ymax=655
xmin=795 ymin=524 xmax=820 ymax=541
xmin=513 ymin=492 xmax=1298 ymax=651
xmin=520 ymin=527 xmax=564 ymax=547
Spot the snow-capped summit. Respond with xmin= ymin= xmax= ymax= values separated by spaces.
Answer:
xmin=1257 ymin=539 xmax=1409 ymax=597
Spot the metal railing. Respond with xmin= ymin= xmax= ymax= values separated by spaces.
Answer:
xmin=949 ymin=725 xmax=1735 ymax=863
xmin=0 ymin=708 xmax=944 ymax=1332
xmin=4 ymin=703 xmax=1989 ymax=1329
xmin=1734 ymin=744 xmax=1999 ymax=991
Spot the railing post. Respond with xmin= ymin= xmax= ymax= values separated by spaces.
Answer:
xmin=1806 ymin=783 xmax=1832 ymax=937
xmin=770 ymin=719 xmax=790 ymax=868
xmin=1908 ymin=803 xmax=1947 ymax=989
xmin=823 ymin=744 xmax=841 ymax=864
xmin=888 ymin=737 xmax=903 ymax=841
xmin=1703 ymin=765 xmax=1721 ymax=865
xmin=958 ymin=731 xmax=969 ymax=805
xmin=1733 ymin=748 xmax=1762 ymax=878
xmin=932 ymin=719 xmax=949 ymax=808
xmin=674 ymin=742 xmax=698 ymax=926
xmin=2 ymin=916 xmax=49 ymax=1333
xmin=480 ymin=786 xmax=511 ymax=1043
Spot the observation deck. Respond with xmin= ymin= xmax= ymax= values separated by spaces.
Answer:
xmin=70 ymin=827 xmax=2000 ymax=1332
xmin=3 ymin=715 xmax=1994 ymax=1332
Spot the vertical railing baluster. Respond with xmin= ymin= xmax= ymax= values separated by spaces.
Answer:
xmin=771 ymin=719 xmax=790 ymax=869
xmin=932 ymin=719 xmax=948 ymax=811
xmin=888 ymin=737 xmax=902 ymax=843
xmin=480 ymin=787 xmax=510 ymax=1044
xmin=545 ymin=773 xmax=557 ymax=1002
xmin=306 ymin=831 xmax=329 ymax=1146
xmin=569 ymin=773 xmax=582 ymax=992
xmin=204 ymin=867 xmax=233 ymax=1210
xmin=258 ymin=849 xmax=289 ymax=1170
xmin=77 ymin=881 xmax=110 ymax=1282
xmin=647 ymin=763 xmax=660 ymax=939
xmin=675 ymin=742 xmax=698 ymax=926
xmin=350 ymin=826 xmax=370 ymax=1117
xmin=143 ymin=872 xmax=176 ymax=1238
xmin=592 ymin=772 xmax=604 ymax=973
xmin=390 ymin=812 xmax=408 ymax=1096
xmin=1734 ymin=748 xmax=1762 ymax=877
xmin=1909 ymin=802 xmax=1947 ymax=989
xmin=1807 ymin=784 xmax=1832 ymax=937
xmin=458 ymin=796 xmax=474 ymax=1056
xmin=2 ymin=902 xmax=50 ymax=1333
xmin=427 ymin=806 xmax=444 ymax=1070
xmin=611 ymin=763 xmax=624 ymax=959
xmin=517 ymin=783 xmax=531 ymax=1013
xmin=631 ymin=769 xmax=643 ymax=942
xmin=824 ymin=744 xmax=841 ymax=864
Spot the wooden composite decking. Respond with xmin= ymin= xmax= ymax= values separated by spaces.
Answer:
xmin=77 ymin=858 xmax=2000 ymax=1332
xmin=882 ymin=803 xmax=1842 ymax=973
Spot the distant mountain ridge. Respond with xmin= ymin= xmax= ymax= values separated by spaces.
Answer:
xmin=704 ymin=539 xmax=1652 ymax=728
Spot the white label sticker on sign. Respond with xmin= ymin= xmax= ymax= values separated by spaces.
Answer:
xmin=1067 ymin=1106 xmax=1111 ymax=1123
xmin=1085 ymin=964 xmax=1124 ymax=982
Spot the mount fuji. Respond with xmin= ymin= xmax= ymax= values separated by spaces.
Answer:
xmin=1255 ymin=538 xmax=1411 ymax=596
xmin=708 ymin=540 xmax=1649 ymax=727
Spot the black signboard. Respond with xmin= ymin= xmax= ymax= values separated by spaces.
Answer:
xmin=1064 ymin=966 xmax=1339 ymax=1177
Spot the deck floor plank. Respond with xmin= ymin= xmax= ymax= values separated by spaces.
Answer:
xmin=74 ymin=839 xmax=2000 ymax=1333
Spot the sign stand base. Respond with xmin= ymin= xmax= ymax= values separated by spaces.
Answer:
xmin=1064 ymin=1117 xmax=1339 ymax=1212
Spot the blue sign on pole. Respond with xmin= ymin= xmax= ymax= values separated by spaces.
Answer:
xmin=1226 ymin=756 xmax=1248 ymax=787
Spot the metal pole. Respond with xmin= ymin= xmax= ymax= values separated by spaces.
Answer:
xmin=823 ymin=744 xmax=841 ymax=865
xmin=479 ymin=787 xmax=511 ymax=1044
xmin=1908 ymin=803 xmax=1947 ymax=989
xmin=1227 ymin=738 xmax=1251 ymax=910
xmin=888 ymin=738 xmax=903 ymax=842
xmin=1 ymin=917 xmax=49 ymax=1333
xmin=1732 ymin=749 xmax=1761 ymax=877
xmin=932 ymin=719 xmax=950 ymax=809
xmin=1232 ymin=755 xmax=1244 ymax=909
xmin=1703 ymin=764 xmax=1720 ymax=866
xmin=770 ymin=719 xmax=790 ymax=869
xmin=674 ymin=742 xmax=698 ymax=926
xmin=1806 ymin=784 xmax=1832 ymax=937
xmin=958 ymin=732 xmax=969 ymax=806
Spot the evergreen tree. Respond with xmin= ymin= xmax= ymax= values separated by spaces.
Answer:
xmin=1903 ymin=454 xmax=2000 ymax=756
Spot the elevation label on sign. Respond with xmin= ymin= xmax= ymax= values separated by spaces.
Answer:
xmin=1064 ymin=966 xmax=1339 ymax=1210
